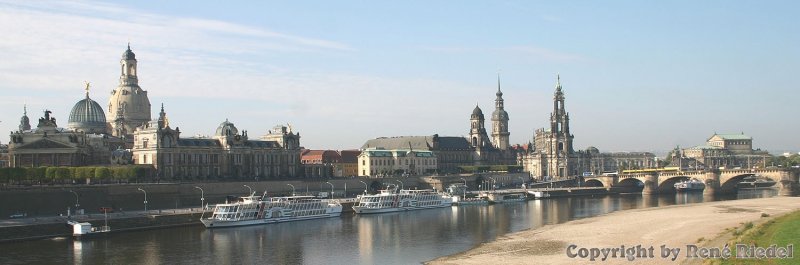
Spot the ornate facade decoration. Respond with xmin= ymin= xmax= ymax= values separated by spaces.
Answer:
xmin=131 ymin=106 xmax=303 ymax=179
xmin=8 ymin=108 xmax=124 ymax=167
xmin=682 ymin=133 xmax=769 ymax=169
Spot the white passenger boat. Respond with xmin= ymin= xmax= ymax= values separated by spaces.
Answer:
xmin=68 ymin=221 xmax=110 ymax=239
xmin=482 ymin=193 xmax=528 ymax=203
xmin=353 ymin=187 xmax=453 ymax=214
xmin=674 ymin=179 xmax=705 ymax=192
xmin=201 ymin=194 xmax=343 ymax=228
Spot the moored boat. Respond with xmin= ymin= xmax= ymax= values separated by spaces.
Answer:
xmin=737 ymin=176 xmax=776 ymax=189
xmin=201 ymin=194 xmax=342 ymax=228
xmin=68 ymin=221 xmax=110 ymax=239
xmin=482 ymin=193 xmax=528 ymax=203
xmin=674 ymin=179 xmax=705 ymax=192
xmin=353 ymin=186 xmax=452 ymax=214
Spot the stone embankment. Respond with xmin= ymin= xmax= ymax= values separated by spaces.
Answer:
xmin=0 ymin=209 xmax=205 ymax=243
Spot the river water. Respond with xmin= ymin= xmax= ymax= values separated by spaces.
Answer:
xmin=0 ymin=189 xmax=777 ymax=264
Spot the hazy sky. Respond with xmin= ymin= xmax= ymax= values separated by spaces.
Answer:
xmin=1 ymin=1 xmax=798 ymax=153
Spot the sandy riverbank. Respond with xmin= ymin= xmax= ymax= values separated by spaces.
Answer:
xmin=428 ymin=197 xmax=800 ymax=265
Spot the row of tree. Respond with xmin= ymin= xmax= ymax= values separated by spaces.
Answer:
xmin=0 ymin=165 xmax=155 ymax=185
xmin=767 ymin=154 xmax=800 ymax=168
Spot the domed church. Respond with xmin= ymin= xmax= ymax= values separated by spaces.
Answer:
xmin=107 ymin=43 xmax=151 ymax=139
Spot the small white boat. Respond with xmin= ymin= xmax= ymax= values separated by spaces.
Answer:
xmin=68 ymin=221 xmax=110 ymax=239
xmin=674 ymin=179 xmax=705 ymax=192
xmin=201 ymin=193 xmax=342 ymax=228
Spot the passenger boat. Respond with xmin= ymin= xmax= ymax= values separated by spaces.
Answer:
xmin=674 ymin=179 xmax=705 ymax=192
xmin=68 ymin=220 xmax=110 ymax=239
xmin=353 ymin=187 xmax=453 ymax=214
xmin=452 ymin=197 xmax=488 ymax=206
xmin=737 ymin=176 xmax=776 ymax=189
xmin=482 ymin=193 xmax=528 ymax=203
xmin=201 ymin=194 xmax=343 ymax=228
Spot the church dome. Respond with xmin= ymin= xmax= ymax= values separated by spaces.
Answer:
xmin=471 ymin=105 xmax=484 ymax=119
xmin=492 ymin=109 xmax=509 ymax=121
xmin=215 ymin=119 xmax=238 ymax=136
xmin=68 ymin=93 xmax=107 ymax=134
xmin=122 ymin=44 xmax=136 ymax=60
xmin=586 ymin=146 xmax=600 ymax=154
xmin=19 ymin=107 xmax=31 ymax=131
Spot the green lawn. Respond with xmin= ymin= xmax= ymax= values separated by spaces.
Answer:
xmin=717 ymin=210 xmax=799 ymax=265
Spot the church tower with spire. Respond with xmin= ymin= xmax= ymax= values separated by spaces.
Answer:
xmin=107 ymin=43 xmax=152 ymax=139
xmin=19 ymin=105 xmax=31 ymax=132
xmin=491 ymin=75 xmax=510 ymax=150
xmin=545 ymin=75 xmax=575 ymax=177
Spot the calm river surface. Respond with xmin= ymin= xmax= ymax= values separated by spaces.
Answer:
xmin=1 ymin=189 xmax=777 ymax=264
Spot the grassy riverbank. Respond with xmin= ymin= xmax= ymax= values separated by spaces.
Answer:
xmin=708 ymin=210 xmax=799 ymax=265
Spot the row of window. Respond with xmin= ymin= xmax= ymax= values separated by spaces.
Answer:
xmin=362 ymin=158 xmax=436 ymax=166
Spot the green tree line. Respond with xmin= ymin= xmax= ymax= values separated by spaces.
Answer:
xmin=768 ymin=154 xmax=800 ymax=167
xmin=0 ymin=165 xmax=155 ymax=185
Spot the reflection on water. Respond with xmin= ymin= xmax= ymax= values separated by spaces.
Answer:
xmin=0 ymin=188 xmax=778 ymax=264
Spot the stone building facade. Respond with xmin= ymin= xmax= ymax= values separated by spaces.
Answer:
xmin=131 ymin=107 xmax=302 ymax=180
xmin=338 ymin=150 xmax=360 ymax=177
xmin=359 ymin=79 xmax=518 ymax=176
xmin=357 ymin=149 xmax=437 ymax=177
xmin=8 ymin=107 xmax=124 ymax=167
xmin=300 ymin=149 xmax=341 ymax=178
xmin=682 ymin=133 xmax=769 ymax=169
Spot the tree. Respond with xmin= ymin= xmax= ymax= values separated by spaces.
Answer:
xmin=46 ymin=167 xmax=58 ymax=183
xmin=55 ymin=167 xmax=71 ymax=183
xmin=95 ymin=167 xmax=111 ymax=182
xmin=369 ymin=180 xmax=383 ymax=193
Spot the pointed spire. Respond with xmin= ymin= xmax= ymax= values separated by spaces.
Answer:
xmin=496 ymin=73 xmax=502 ymax=96
xmin=160 ymin=103 xmax=165 ymax=113
xmin=127 ymin=41 xmax=131 ymax=50
xmin=556 ymin=73 xmax=562 ymax=92
xmin=23 ymin=104 xmax=27 ymax=116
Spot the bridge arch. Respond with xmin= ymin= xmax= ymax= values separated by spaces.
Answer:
xmin=614 ymin=177 xmax=645 ymax=193
xmin=584 ymin=179 xmax=604 ymax=187
xmin=719 ymin=173 xmax=757 ymax=194
xmin=657 ymin=176 xmax=690 ymax=193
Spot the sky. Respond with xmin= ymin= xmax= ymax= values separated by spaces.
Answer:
xmin=0 ymin=0 xmax=798 ymax=153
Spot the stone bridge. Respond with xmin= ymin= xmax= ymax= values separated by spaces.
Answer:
xmin=584 ymin=168 xmax=799 ymax=196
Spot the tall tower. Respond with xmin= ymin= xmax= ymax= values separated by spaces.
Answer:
xmin=491 ymin=76 xmax=510 ymax=150
xmin=107 ymin=43 xmax=151 ymax=138
xmin=469 ymin=104 xmax=489 ymax=149
xmin=548 ymin=74 xmax=575 ymax=177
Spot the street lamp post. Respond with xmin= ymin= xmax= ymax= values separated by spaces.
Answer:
xmin=325 ymin=182 xmax=334 ymax=199
xmin=137 ymin=188 xmax=148 ymax=212
xmin=68 ymin=190 xmax=79 ymax=210
xmin=359 ymin=180 xmax=368 ymax=195
xmin=243 ymin=185 xmax=252 ymax=196
xmin=460 ymin=177 xmax=467 ymax=187
xmin=287 ymin=184 xmax=295 ymax=196
xmin=395 ymin=179 xmax=404 ymax=190
xmin=194 ymin=186 xmax=204 ymax=210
